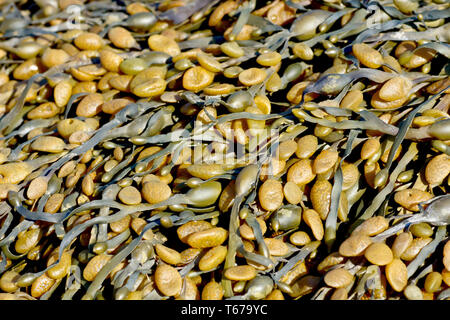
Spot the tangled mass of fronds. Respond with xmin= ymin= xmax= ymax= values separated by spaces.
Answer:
xmin=0 ymin=0 xmax=449 ymax=300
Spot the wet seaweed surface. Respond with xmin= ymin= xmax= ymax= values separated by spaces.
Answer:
xmin=0 ymin=0 xmax=448 ymax=301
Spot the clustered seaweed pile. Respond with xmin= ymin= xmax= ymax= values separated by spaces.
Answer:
xmin=0 ymin=0 xmax=449 ymax=300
